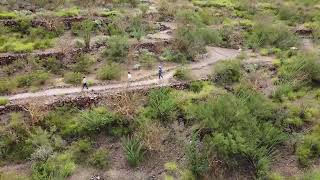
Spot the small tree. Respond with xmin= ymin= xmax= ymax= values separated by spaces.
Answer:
xmin=80 ymin=20 xmax=94 ymax=50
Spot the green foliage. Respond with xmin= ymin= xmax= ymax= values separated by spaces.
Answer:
xmin=186 ymin=91 xmax=287 ymax=177
xmin=139 ymin=50 xmax=156 ymax=69
xmin=0 ymin=172 xmax=30 ymax=180
xmin=104 ymin=35 xmax=129 ymax=63
xmin=147 ymin=88 xmax=177 ymax=123
xmin=296 ymin=125 xmax=320 ymax=166
xmin=268 ymin=172 xmax=284 ymax=180
xmin=212 ymin=59 xmax=241 ymax=85
xmin=301 ymin=169 xmax=320 ymax=180
xmin=189 ymin=81 xmax=205 ymax=93
xmin=122 ymin=137 xmax=145 ymax=167
xmin=42 ymin=57 xmax=63 ymax=74
xmin=80 ymin=20 xmax=94 ymax=49
xmin=174 ymin=67 xmax=192 ymax=81
xmin=0 ymin=112 xmax=32 ymax=161
xmin=0 ymin=11 xmax=18 ymax=19
xmin=186 ymin=135 xmax=208 ymax=177
xmin=63 ymin=72 xmax=83 ymax=85
xmin=246 ymin=22 xmax=298 ymax=50
xmin=70 ymin=139 xmax=92 ymax=163
xmin=31 ymin=152 xmax=76 ymax=180
xmin=56 ymin=7 xmax=80 ymax=17
xmin=72 ymin=54 xmax=94 ymax=74
xmin=88 ymin=148 xmax=109 ymax=169
xmin=0 ymin=98 xmax=9 ymax=106
xmin=98 ymin=63 xmax=122 ymax=80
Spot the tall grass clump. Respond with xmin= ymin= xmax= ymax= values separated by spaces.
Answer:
xmin=98 ymin=63 xmax=122 ymax=80
xmin=122 ymin=137 xmax=145 ymax=167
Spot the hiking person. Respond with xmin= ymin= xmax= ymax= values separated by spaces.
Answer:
xmin=127 ymin=72 xmax=132 ymax=87
xmin=158 ymin=65 xmax=163 ymax=80
xmin=82 ymin=76 xmax=88 ymax=90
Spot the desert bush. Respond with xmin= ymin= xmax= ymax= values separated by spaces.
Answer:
xmin=147 ymin=88 xmax=177 ymax=123
xmin=56 ymin=7 xmax=80 ymax=17
xmin=15 ymin=71 xmax=49 ymax=88
xmin=42 ymin=57 xmax=63 ymax=74
xmin=0 ymin=98 xmax=9 ymax=106
xmin=139 ymin=50 xmax=156 ymax=69
xmin=122 ymin=136 xmax=145 ymax=167
xmin=174 ymin=67 xmax=192 ymax=81
xmin=212 ymin=59 xmax=241 ymax=85
xmin=186 ymin=93 xmax=287 ymax=177
xmin=176 ymin=9 xmax=204 ymax=26
xmin=158 ymin=0 xmax=176 ymax=21
xmin=0 ymin=112 xmax=32 ymax=160
xmin=301 ymin=169 xmax=320 ymax=180
xmin=186 ymin=135 xmax=208 ymax=177
xmin=79 ymin=20 xmax=94 ymax=49
xmin=70 ymin=139 xmax=92 ymax=163
xmin=189 ymin=81 xmax=205 ymax=93
xmin=0 ymin=11 xmax=17 ymax=19
xmin=104 ymin=35 xmax=129 ymax=63
xmin=72 ymin=54 xmax=94 ymax=73
xmin=161 ymin=49 xmax=187 ymax=63
xmin=63 ymin=72 xmax=83 ymax=85
xmin=296 ymin=125 xmax=320 ymax=166
xmin=88 ymin=148 xmax=109 ymax=169
xmin=0 ymin=79 xmax=17 ymax=94
xmin=278 ymin=53 xmax=320 ymax=84
xmin=246 ymin=22 xmax=298 ymax=50
xmin=98 ymin=63 xmax=122 ymax=80
xmin=31 ymin=152 xmax=76 ymax=180
xmin=75 ymin=107 xmax=122 ymax=136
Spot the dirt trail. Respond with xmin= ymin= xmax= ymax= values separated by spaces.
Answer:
xmin=5 ymin=47 xmax=239 ymax=101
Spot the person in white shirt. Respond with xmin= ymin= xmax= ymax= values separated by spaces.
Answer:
xmin=127 ymin=72 xmax=132 ymax=87
xmin=82 ymin=77 xmax=88 ymax=90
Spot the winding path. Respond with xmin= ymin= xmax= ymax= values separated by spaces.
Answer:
xmin=5 ymin=47 xmax=240 ymax=101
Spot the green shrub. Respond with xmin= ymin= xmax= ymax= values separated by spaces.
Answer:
xmin=186 ymin=93 xmax=287 ymax=177
xmin=56 ymin=7 xmax=80 ymax=17
xmin=0 ymin=79 xmax=17 ymax=94
xmin=246 ymin=22 xmax=298 ymax=50
xmin=139 ymin=50 xmax=156 ymax=69
xmin=72 ymin=54 xmax=94 ymax=73
xmin=88 ymin=148 xmax=109 ymax=169
xmin=268 ymin=172 xmax=284 ymax=180
xmin=212 ymin=59 xmax=241 ymax=85
xmin=0 ymin=11 xmax=18 ymax=19
xmin=104 ymin=35 xmax=129 ymax=63
xmin=296 ymin=125 xmax=320 ymax=166
xmin=122 ymin=137 xmax=145 ymax=167
xmin=98 ymin=63 xmax=122 ymax=80
xmin=302 ymin=169 xmax=320 ymax=180
xmin=63 ymin=72 xmax=83 ymax=85
xmin=70 ymin=139 xmax=92 ymax=163
xmin=147 ymin=88 xmax=177 ymax=123
xmin=43 ymin=57 xmax=63 ymax=74
xmin=189 ymin=81 xmax=205 ymax=93
xmin=75 ymin=107 xmax=119 ymax=136
xmin=0 ymin=98 xmax=9 ymax=106
xmin=174 ymin=67 xmax=192 ymax=81
xmin=31 ymin=152 xmax=76 ymax=180
xmin=186 ymin=135 xmax=208 ymax=177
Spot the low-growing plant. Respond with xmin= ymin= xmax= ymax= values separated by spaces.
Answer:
xmin=147 ymin=88 xmax=177 ymax=123
xmin=174 ymin=67 xmax=192 ymax=81
xmin=63 ymin=72 xmax=83 ymax=85
xmin=98 ymin=63 xmax=122 ymax=80
xmin=189 ymin=81 xmax=205 ymax=93
xmin=186 ymin=135 xmax=208 ymax=177
xmin=0 ymin=97 xmax=9 ymax=106
xmin=104 ymin=35 xmax=129 ymax=63
xmin=122 ymin=136 xmax=145 ymax=167
xmin=212 ymin=59 xmax=241 ymax=85
xmin=139 ymin=50 xmax=156 ymax=69
xmin=88 ymin=148 xmax=109 ymax=169
xmin=70 ymin=139 xmax=92 ymax=163
xmin=72 ymin=54 xmax=94 ymax=74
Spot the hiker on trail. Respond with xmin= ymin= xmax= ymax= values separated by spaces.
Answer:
xmin=82 ymin=77 xmax=89 ymax=90
xmin=127 ymin=72 xmax=132 ymax=86
xmin=158 ymin=65 xmax=163 ymax=80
